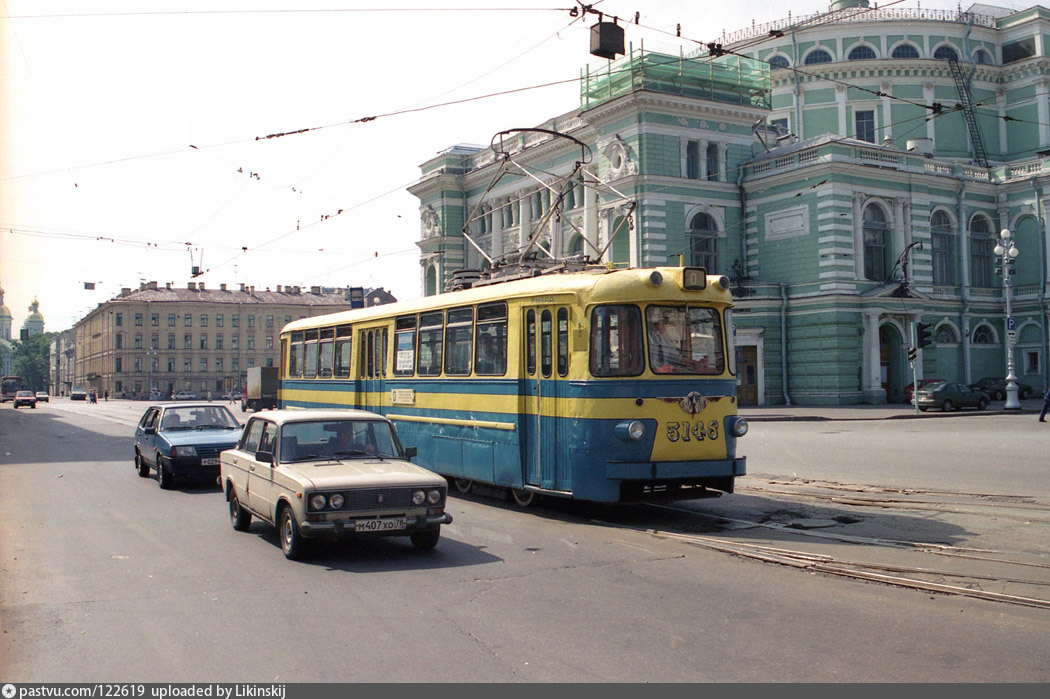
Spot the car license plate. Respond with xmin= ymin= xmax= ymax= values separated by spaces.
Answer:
xmin=202 ymin=457 xmax=220 ymax=466
xmin=354 ymin=517 xmax=406 ymax=532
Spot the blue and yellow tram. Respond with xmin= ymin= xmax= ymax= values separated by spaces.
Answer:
xmin=279 ymin=266 xmax=747 ymax=504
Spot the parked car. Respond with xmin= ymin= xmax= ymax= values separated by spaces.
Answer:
xmin=904 ymin=378 xmax=944 ymax=403
xmin=34 ymin=391 xmax=49 ymax=403
xmin=12 ymin=390 xmax=36 ymax=409
xmin=917 ymin=381 xmax=990 ymax=412
xmin=220 ymin=409 xmax=453 ymax=559
xmin=968 ymin=377 xmax=1037 ymax=401
xmin=70 ymin=386 xmax=88 ymax=401
xmin=133 ymin=402 xmax=242 ymax=489
xmin=172 ymin=390 xmax=197 ymax=401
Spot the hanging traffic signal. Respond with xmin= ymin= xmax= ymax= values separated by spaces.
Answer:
xmin=917 ymin=322 xmax=933 ymax=349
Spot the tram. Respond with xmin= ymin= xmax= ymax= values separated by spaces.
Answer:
xmin=1 ymin=375 xmax=22 ymax=403
xmin=278 ymin=266 xmax=747 ymax=505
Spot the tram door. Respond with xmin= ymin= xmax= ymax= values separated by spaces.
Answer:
xmin=357 ymin=326 xmax=387 ymax=413
xmin=523 ymin=306 xmax=568 ymax=491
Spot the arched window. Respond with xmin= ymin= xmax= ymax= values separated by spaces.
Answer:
xmin=567 ymin=234 xmax=585 ymax=259
xmin=930 ymin=210 xmax=956 ymax=285
xmin=705 ymin=142 xmax=720 ymax=182
xmin=935 ymin=325 xmax=960 ymax=344
xmin=689 ymin=213 xmax=719 ymax=271
xmin=769 ymin=54 xmax=790 ymax=69
xmin=848 ymin=45 xmax=876 ymax=61
xmin=891 ymin=43 xmax=920 ymax=59
xmin=934 ymin=45 xmax=959 ymax=62
xmin=972 ymin=325 xmax=995 ymax=344
xmin=862 ymin=204 xmax=889 ymax=282
xmin=973 ymin=49 xmax=993 ymax=65
xmin=969 ymin=215 xmax=995 ymax=287
xmin=804 ymin=49 xmax=833 ymax=65
xmin=425 ymin=265 xmax=438 ymax=297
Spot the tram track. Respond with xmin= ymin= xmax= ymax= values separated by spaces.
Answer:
xmin=588 ymin=479 xmax=1050 ymax=610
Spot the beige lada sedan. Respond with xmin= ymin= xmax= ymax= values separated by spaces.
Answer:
xmin=220 ymin=409 xmax=452 ymax=559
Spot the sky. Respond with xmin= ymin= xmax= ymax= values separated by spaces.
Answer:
xmin=0 ymin=0 xmax=1023 ymax=333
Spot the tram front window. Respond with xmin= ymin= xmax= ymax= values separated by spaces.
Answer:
xmin=646 ymin=305 xmax=724 ymax=375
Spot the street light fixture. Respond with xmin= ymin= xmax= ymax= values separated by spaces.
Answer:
xmin=993 ymin=228 xmax=1021 ymax=410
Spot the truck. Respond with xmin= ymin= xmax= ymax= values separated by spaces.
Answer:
xmin=242 ymin=366 xmax=279 ymax=412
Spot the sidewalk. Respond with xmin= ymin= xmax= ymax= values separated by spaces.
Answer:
xmin=739 ymin=397 xmax=1044 ymax=421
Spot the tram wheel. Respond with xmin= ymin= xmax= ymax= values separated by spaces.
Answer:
xmin=453 ymin=478 xmax=473 ymax=494
xmin=510 ymin=488 xmax=536 ymax=508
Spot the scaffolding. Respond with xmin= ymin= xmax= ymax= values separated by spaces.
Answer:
xmin=580 ymin=45 xmax=770 ymax=112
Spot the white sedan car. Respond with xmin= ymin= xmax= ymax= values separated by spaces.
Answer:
xmin=220 ymin=409 xmax=451 ymax=559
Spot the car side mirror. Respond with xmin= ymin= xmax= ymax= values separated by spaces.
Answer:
xmin=144 ymin=427 xmax=156 ymax=435
xmin=255 ymin=450 xmax=274 ymax=465
xmin=404 ymin=446 xmax=417 ymax=460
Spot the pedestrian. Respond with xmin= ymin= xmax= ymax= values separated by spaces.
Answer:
xmin=104 ymin=390 xmax=108 ymax=401
xmin=1039 ymin=387 xmax=1050 ymax=422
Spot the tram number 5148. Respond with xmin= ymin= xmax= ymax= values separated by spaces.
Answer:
xmin=666 ymin=420 xmax=719 ymax=443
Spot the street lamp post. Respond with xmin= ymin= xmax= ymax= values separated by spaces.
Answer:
xmin=994 ymin=228 xmax=1021 ymax=410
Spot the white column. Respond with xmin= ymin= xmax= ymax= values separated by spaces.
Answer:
xmin=852 ymin=194 xmax=865 ymax=278
xmin=1037 ymin=80 xmax=1050 ymax=149
xmin=924 ymin=82 xmax=936 ymax=142
xmin=837 ymin=85 xmax=848 ymax=136
xmin=880 ymin=82 xmax=893 ymax=143
xmin=584 ymin=168 xmax=599 ymax=257
xmin=861 ymin=312 xmax=884 ymax=400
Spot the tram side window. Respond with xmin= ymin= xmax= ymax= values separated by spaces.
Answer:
xmin=334 ymin=326 xmax=352 ymax=378
xmin=280 ymin=337 xmax=288 ymax=379
xmin=557 ymin=308 xmax=569 ymax=377
xmin=417 ymin=312 xmax=444 ymax=376
xmin=376 ymin=327 xmax=388 ymax=378
xmin=303 ymin=330 xmax=319 ymax=378
xmin=589 ymin=305 xmax=643 ymax=377
xmin=445 ymin=307 xmax=474 ymax=375
xmin=318 ymin=328 xmax=334 ymax=378
xmin=394 ymin=316 xmax=416 ymax=376
xmin=288 ymin=331 xmax=304 ymax=378
xmin=540 ymin=310 xmax=553 ymax=378
xmin=474 ymin=302 xmax=507 ymax=375
xmin=525 ymin=310 xmax=536 ymax=375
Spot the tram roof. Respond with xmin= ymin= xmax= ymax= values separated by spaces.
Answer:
xmin=281 ymin=266 xmax=731 ymax=334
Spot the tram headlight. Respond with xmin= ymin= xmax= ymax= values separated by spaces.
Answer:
xmin=648 ymin=270 xmax=663 ymax=287
xmin=614 ymin=420 xmax=646 ymax=441
xmin=713 ymin=275 xmax=731 ymax=292
xmin=730 ymin=416 xmax=749 ymax=437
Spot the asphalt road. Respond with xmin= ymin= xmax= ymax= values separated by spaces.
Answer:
xmin=2 ymin=399 xmax=1049 ymax=682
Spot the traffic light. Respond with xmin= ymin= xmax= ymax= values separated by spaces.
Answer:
xmin=916 ymin=322 xmax=933 ymax=349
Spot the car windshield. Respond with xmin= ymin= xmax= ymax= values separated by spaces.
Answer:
xmin=160 ymin=406 xmax=239 ymax=431
xmin=278 ymin=419 xmax=401 ymax=463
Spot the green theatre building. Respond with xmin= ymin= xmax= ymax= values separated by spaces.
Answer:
xmin=409 ymin=1 xmax=1050 ymax=405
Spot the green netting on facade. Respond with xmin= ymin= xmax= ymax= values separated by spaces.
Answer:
xmin=580 ymin=48 xmax=770 ymax=111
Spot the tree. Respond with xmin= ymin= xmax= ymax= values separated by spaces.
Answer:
xmin=11 ymin=332 xmax=55 ymax=392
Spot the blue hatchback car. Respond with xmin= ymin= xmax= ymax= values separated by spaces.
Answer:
xmin=134 ymin=402 xmax=242 ymax=489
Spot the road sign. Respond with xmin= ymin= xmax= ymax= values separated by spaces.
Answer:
xmin=1007 ymin=317 xmax=1016 ymax=331
xmin=1008 ymin=329 xmax=1017 ymax=345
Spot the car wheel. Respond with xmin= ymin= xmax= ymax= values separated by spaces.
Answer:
xmin=157 ymin=460 xmax=174 ymax=490
xmin=410 ymin=527 xmax=441 ymax=550
xmin=453 ymin=478 xmax=472 ymax=494
xmin=919 ymin=407 xmax=928 ymax=412
xmin=510 ymin=488 xmax=536 ymax=507
xmin=135 ymin=451 xmax=150 ymax=477
xmin=996 ymin=391 xmax=1005 ymax=401
xmin=279 ymin=505 xmax=305 ymax=560
xmin=229 ymin=492 xmax=251 ymax=531
xmin=977 ymin=398 xmax=988 ymax=410
xmin=942 ymin=399 xmax=954 ymax=412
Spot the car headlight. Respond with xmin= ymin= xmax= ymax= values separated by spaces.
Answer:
xmin=171 ymin=445 xmax=197 ymax=457
xmin=412 ymin=490 xmax=426 ymax=505
xmin=426 ymin=489 xmax=442 ymax=504
xmin=328 ymin=494 xmax=344 ymax=510
xmin=309 ymin=494 xmax=327 ymax=511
